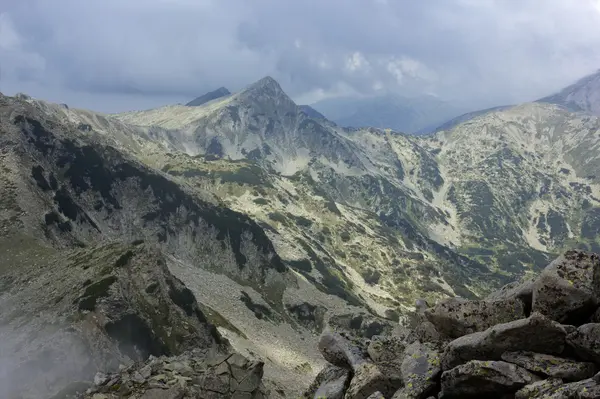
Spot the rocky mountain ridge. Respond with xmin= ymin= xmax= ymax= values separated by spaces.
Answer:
xmin=3 ymin=71 xmax=600 ymax=397
xmin=538 ymin=69 xmax=600 ymax=116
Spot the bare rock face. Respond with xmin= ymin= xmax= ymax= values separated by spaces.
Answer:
xmin=82 ymin=352 xmax=267 ymax=398
xmin=367 ymin=336 xmax=407 ymax=364
xmin=516 ymin=374 xmax=600 ymax=398
xmin=0 ymin=242 xmax=227 ymax=399
xmin=442 ymin=312 xmax=568 ymax=370
xmin=501 ymin=351 xmax=597 ymax=381
xmin=397 ymin=342 xmax=441 ymax=399
xmin=439 ymin=360 xmax=540 ymax=398
xmin=345 ymin=363 xmax=402 ymax=399
xmin=485 ymin=276 xmax=535 ymax=314
xmin=567 ymin=323 xmax=600 ymax=363
xmin=531 ymin=250 xmax=600 ymax=324
xmin=424 ymin=297 xmax=525 ymax=339
xmin=318 ymin=331 xmax=368 ymax=370
xmin=303 ymin=364 xmax=350 ymax=399
xmin=515 ymin=379 xmax=565 ymax=399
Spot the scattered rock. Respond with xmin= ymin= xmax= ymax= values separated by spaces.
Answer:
xmin=318 ymin=331 xmax=367 ymax=370
xmin=501 ymin=351 xmax=596 ymax=381
xmin=303 ymin=364 xmax=350 ymax=399
xmin=486 ymin=276 xmax=535 ymax=314
xmin=531 ymin=250 xmax=600 ymax=324
xmin=345 ymin=363 xmax=401 ymax=399
xmin=442 ymin=312 xmax=567 ymax=370
xmin=398 ymin=342 xmax=441 ymax=399
xmin=367 ymin=335 xmax=406 ymax=364
xmin=424 ymin=297 xmax=525 ymax=338
xmin=567 ymin=323 xmax=600 ymax=363
xmin=406 ymin=320 xmax=447 ymax=347
xmin=83 ymin=351 xmax=267 ymax=398
xmin=306 ymin=251 xmax=600 ymax=399
xmin=515 ymin=378 xmax=564 ymax=399
xmin=440 ymin=360 xmax=540 ymax=398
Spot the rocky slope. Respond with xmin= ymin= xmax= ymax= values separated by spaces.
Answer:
xmin=113 ymin=76 xmax=600 ymax=297
xmin=306 ymin=250 xmax=600 ymax=398
xmin=4 ymin=71 xmax=600 ymax=397
xmin=538 ymin=69 xmax=600 ymax=115
xmin=0 ymin=92 xmax=359 ymax=397
xmin=187 ymin=87 xmax=232 ymax=107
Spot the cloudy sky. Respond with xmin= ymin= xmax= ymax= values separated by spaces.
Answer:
xmin=1 ymin=0 xmax=600 ymax=113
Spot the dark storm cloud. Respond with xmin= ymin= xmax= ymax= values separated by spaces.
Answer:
xmin=2 ymin=0 xmax=600 ymax=111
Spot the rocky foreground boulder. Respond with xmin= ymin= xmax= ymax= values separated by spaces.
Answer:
xmin=305 ymin=250 xmax=600 ymax=398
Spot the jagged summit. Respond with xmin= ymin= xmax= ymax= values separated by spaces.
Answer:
xmin=237 ymin=76 xmax=289 ymax=99
xmin=186 ymin=87 xmax=231 ymax=106
xmin=537 ymin=69 xmax=600 ymax=115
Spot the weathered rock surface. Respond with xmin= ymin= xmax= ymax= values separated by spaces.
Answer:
xmin=319 ymin=331 xmax=367 ymax=370
xmin=501 ymin=351 xmax=597 ymax=381
xmin=345 ymin=363 xmax=401 ymax=399
xmin=424 ymin=297 xmax=525 ymax=338
xmin=368 ymin=336 xmax=406 ymax=364
xmin=517 ymin=375 xmax=600 ymax=398
xmin=486 ymin=276 xmax=535 ymax=314
xmin=515 ymin=379 xmax=565 ymax=399
xmin=440 ymin=360 xmax=540 ymax=398
xmin=442 ymin=312 xmax=568 ymax=370
xmin=82 ymin=351 xmax=268 ymax=398
xmin=303 ymin=364 xmax=350 ymax=399
xmin=567 ymin=323 xmax=600 ymax=363
xmin=531 ymin=250 xmax=600 ymax=324
xmin=398 ymin=342 xmax=441 ymax=399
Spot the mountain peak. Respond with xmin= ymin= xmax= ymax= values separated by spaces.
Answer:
xmin=537 ymin=69 xmax=600 ymax=115
xmin=240 ymin=76 xmax=285 ymax=97
xmin=186 ymin=87 xmax=231 ymax=107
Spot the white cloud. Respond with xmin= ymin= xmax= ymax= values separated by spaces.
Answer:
xmin=1 ymin=0 xmax=600 ymax=110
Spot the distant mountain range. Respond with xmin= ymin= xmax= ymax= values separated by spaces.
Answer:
xmin=309 ymin=94 xmax=472 ymax=134
xmin=4 ymin=68 xmax=600 ymax=397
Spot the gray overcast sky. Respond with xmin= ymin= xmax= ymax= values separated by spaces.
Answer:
xmin=1 ymin=0 xmax=600 ymax=113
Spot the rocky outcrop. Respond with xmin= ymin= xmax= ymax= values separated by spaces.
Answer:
xmin=0 ymin=242 xmax=233 ymax=398
xmin=440 ymin=360 xmax=540 ymax=398
xmin=441 ymin=312 xmax=568 ymax=370
xmin=305 ymin=250 xmax=600 ymax=398
xmin=501 ymin=351 xmax=596 ymax=381
xmin=424 ymin=297 xmax=525 ymax=338
xmin=531 ymin=250 xmax=600 ymax=324
xmin=81 ymin=351 xmax=267 ymax=398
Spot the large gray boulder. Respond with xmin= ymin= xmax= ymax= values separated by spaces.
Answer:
xmin=424 ymin=297 xmax=525 ymax=338
xmin=515 ymin=375 xmax=600 ymax=398
xmin=486 ymin=276 xmax=535 ymax=314
xmin=515 ymin=379 xmax=565 ymax=399
xmin=567 ymin=323 xmax=600 ymax=363
xmin=393 ymin=342 xmax=441 ymax=399
xmin=439 ymin=360 xmax=540 ymax=398
xmin=501 ymin=351 xmax=596 ymax=381
xmin=318 ymin=331 xmax=367 ymax=370
xmin=531 ymin=250 xmax=600 ymax=324
xmin=367 ymin=335 xmax=406 ymax=364
xmin=442 ymin=312 xmax=568 ymax=370
xmin=303 ymin=364 xmax=351 ymax=399
xmin=345 ymin=363 xmax=402 ymax=399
